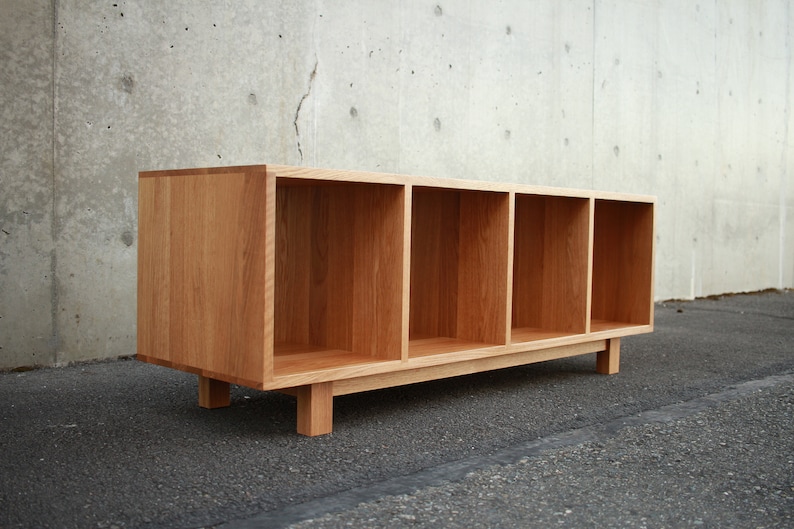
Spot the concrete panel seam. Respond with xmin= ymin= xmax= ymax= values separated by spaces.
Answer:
xmin=49 ymin=0 xmax=60 ymax=355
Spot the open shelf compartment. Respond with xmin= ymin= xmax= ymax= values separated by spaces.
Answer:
xmin=409 ymin=187 xmax=510 ymax=357
xmin=511 ymin=194 xmax=590 ymax=343
xmin=591 ymin=199 xmax=654 ymax=332
xmin=273 ymin=178 xmax=405 ymax=375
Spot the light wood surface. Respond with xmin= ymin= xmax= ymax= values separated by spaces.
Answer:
xmin=198 ymin=376 xmax=231 ymax=409
xmin=138 ymin=164 xmax=655 ymax=435
xmin=138 ymin=167 xmax=268 ymax=385
xmin=409 ymin=188 xmax=460 ymax=340
xmin=589 ymin=320 xmax=647 ymax=333
xmin=297 ymin=382 xmax=333 ymax=436
xmin=274 ymin=342 xmax=392 ymax=376
xmin=267 ymin=164 xmax=656 ymax=201
xmin=457 ymin=190 xmax=511 ymax=345
xmin=510 ymin=327 xmax=579 ymax=343
xmin=591 ymin=200 xmax=655 ymax=327
xmin=512 ymin=195 xmax=590 ymax=335
xmin=408 ymin=336 xmax=494 ymax=358
xmin=409 ymin=188 xmax=510 ymax=351
xmin=596 ymin=337 xmax=621 ymax=374
xmin=274 ymin=181 xmax=404 ymax=371
xmin=334 ymin=340 xmax=608 ymax=396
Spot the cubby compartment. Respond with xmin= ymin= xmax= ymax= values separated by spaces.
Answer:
xmin=511 ymin=194 xmax=590 ymax=343
xmin=273 ymin=179 xmax=405 ymax=375
xmin=409 ymin=187 xmax=510 ymax=357
xmin=591 ymin=199 xmax=655 ymax=332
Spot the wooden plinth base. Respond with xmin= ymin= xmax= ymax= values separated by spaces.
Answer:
xmin=596 ymin=338 xmax=621 ymax=375
xmin=195 ymin=338 xmax=622 ymax=436
xmin=296 ymin=382 xmax=334 ymax=436
xmin=198 ymin=375 xmax=230 ymax=409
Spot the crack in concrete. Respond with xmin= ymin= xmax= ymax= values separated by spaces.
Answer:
xmin=293 ymin=57 xmax=318 ymax=164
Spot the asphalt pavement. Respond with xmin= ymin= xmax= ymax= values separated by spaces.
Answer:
xmin=1 ymin=290 xmax=792 ymax=528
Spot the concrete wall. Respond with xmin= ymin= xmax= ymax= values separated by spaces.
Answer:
xmin=1 ymin=0 xmax=792 ymax=369
xmin=1 ymin=0 xmax=55 ymax=367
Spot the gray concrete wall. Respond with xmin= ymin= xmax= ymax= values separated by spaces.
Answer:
xmin=1 ymin=0 xmax=792 ymax=369
xmin=1 ymin=0 xmax=55 ymax=367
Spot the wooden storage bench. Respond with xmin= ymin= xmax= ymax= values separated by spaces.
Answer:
xmin=137 ymin=165 xmax=655 ymax=436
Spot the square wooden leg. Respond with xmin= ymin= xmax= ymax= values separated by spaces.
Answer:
xmin=198 ymin=375 xmax=231 ymax=409
xmin=596 ymin=337 xmax=621 ymax=375
xmin=296 ymin=382 xmax=333 ymax=436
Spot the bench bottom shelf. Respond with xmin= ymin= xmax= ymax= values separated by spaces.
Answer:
xmin=510 ymin=327 xmax=579 ymax=343
xmin=408 ymin=336 xmax=494 ymax=358
xmin=274 ymin=342 xmax=393 ymax=377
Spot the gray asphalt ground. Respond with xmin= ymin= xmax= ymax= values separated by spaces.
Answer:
xmin=1 ymin=290 xmax=792 ymax=528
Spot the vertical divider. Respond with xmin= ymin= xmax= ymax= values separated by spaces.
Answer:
xmin=647 ymin=204 xmax=657 ymax=328
xmin=401 ymin=184 xmax=413 ymax=362
xmin=505 ymin=191 xmax=516 ymax=347
xmin=263 ymin=167 xmax=277 ymax=383
xmin=585 ymin=197 xmax=595 ymax=335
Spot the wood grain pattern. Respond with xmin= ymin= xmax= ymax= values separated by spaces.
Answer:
xmin=591 ymin=200 xmax=654 ymax=326
xmin=409 ymin=188 xmax=510 ymax=353
xmin=137 ymin=168 xmax=269 ymax=384
xmin=352 ymin=184 xmax=405 ymax=358
xmin=512 ymin=195 xmax=590 ymax=339
xmin=596 ymin=337 xmax=621 ymax=374
xmin=296 ymin=382 xmax=333 ymax=436
xmin=138 ymin=176 xmax=172 ymax=363
xmin=138 ymin=163 xmax=655 ymax=420
xmin=263 ymin=174 xmax=276 ymax=382
xmin=267 ymin=164 xmax=646 ymax=200
xmin=136 ymin=354 xmax=265 ymax=389
xmin=274 ymin=180 xmax=404 ymax=373
xmin=334 ymin=340 xmax=608 ymax=396
xmin=400 ymin=189 xmax=414 ymax=362
xmin=198 ymin=376 xmax=231 ymax=409
xmin=274 ymin=185 xmax=311 ymax=345
xmin=410 ymin=188 xmax=460 ymax=339
xmin=457 ymin=190 xmax=511 ymax=345
xmin=408 ymin=336 xmax=490 ymax=358
xmin=273 ymin=343 xmax=392 ymax=376
xmin=510 ymin=327 xmax=578 ymax=343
